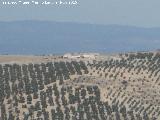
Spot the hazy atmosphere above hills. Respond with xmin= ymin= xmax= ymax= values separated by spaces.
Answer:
xmin=0 ymin=21 xmax=160 ymax=55
xmin=0 ymin=0 xmax=160 ymax=55
xmin=0 ymin=0 xmax=160 ymax=27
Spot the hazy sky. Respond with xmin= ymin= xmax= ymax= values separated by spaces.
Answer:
xmin=0 ymin=0 xmax=160 ymax=27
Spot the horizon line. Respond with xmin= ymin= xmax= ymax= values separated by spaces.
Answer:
xmin=0 ymin=20 xmax=159 ymax=29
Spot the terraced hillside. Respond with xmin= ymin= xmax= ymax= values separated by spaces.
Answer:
xmin=0 ymin=52 xmax=160 ymax=120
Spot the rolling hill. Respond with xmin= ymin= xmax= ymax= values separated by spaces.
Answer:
xmin=0 ymin=21 xmax=160 ymax=54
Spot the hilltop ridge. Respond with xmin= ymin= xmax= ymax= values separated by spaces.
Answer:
xmin=0 ymin=21 xmax=160 ymax=54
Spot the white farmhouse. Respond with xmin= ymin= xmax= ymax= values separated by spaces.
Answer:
xmin=82 ymin=54 xmax=95 ymax=59
xmin=63 ymin=53 xmax=80 ymax=59
xmin=63 ymin=53 xmax=99 ymax=59
xmin=63 ymin=53 xmax=72 ymax=58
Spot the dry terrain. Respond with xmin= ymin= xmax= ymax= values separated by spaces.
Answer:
xmin=0 ymin=52 xmax=160 ymax=120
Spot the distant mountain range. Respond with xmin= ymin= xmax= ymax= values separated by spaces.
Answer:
xmin=0 ymin=21 xmax=160 ymax=55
